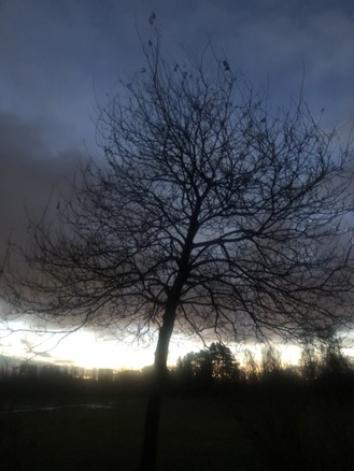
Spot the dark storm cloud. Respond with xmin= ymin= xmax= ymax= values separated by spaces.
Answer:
xmin=0 ymin=0 xmax=353 ymax=257
xmin=0 ymin=113 xmax=84 ymax=257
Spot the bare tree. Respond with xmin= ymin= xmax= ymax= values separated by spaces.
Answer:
xmin=4 ymin=36 xmax=354 ymax=470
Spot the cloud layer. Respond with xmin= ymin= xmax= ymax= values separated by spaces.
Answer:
xmin=0 ymin=113 xmax=83 ymax=258
xmin=0 ymin=0 xmax=353 ymax=259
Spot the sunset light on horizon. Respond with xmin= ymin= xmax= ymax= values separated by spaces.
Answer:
xmin=3 ymin=312 xmax=352 ymax=371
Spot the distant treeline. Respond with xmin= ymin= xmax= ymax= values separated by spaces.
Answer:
xmin=0 ymin=341 xmax=353 ymax=404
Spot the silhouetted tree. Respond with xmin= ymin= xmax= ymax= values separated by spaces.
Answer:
xmin=176 ymin=351 xmax=200 ymax=384
xmin=194 ymin=349 xmax=214 ymax=385
xmin=209 ymin=342 xmax=239 ymax=382
xmin=300 ymin=342 xmax=319 ymax=381
xmin=317 ymin=339 xmax=353 ymax=395
xmin=5 ymin=33 xmax=354 ymax=470
xmin=179 ymin=342 xmax=240 ymax=384
xmin=261 ymin=346 xmax=282 ymax=377
xmin=243 ymin=349 xmax=259 ymax=382
xmin=175 ymin=349 xmax=213 ymax=387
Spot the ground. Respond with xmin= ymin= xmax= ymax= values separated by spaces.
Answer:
xmin=0 ymin=389 xmax=353 ymax=470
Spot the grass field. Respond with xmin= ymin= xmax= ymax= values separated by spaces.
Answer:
xmin=0 ymin=389 xmax=353 ymax=471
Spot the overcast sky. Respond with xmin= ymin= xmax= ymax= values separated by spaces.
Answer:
xmin=1 ymin=0 xmax=354 ymax=256
xmin=0 ymin=0 xmax=353 ymax=365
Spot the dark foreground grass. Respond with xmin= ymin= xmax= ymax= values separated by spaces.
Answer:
xmin=0 ymin=390 xmax=353 ymax=471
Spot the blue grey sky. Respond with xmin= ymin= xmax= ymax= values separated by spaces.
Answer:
xmin=1 ymin=0 xmax=353 ymax=252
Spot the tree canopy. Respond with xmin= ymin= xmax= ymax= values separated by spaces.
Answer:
xmin=7 ymin=38 xmax=354 ymax=349
xmin=4 ymin=34 xmax=354 ymax=471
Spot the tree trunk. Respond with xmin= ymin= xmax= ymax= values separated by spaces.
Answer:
xmin=139 ymin=303 xmax=176 ymax=471
xmin=139 ymin=390 xmax=161 ymax=471
xmin=139 ymin=229 xmax=194 ymax=471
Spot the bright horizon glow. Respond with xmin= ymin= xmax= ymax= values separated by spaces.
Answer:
xmin=0 ymin=305 xmax=353 ymax=370
xmin=0 ymin=322 xmax=204 ymax=370
xmin=0 ymin=318 xmax=308 ymax=370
